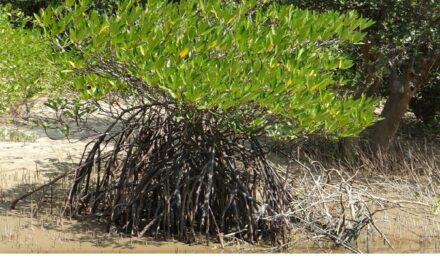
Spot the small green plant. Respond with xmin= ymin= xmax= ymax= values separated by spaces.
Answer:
xmin=0 ymin=128 xmax=37 ymax=142
xmin=431 ymin=199 xmax=440 ymax=216
xmin=30 ymin=97 xmax=98 ymax=137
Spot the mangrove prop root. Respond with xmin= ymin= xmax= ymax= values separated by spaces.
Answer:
xmin=64 ymin=103 xmax=292 ymax=244
xmin=10 ymin=171 xmax=70 ymax=210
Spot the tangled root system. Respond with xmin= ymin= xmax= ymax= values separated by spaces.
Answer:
xmin=67 ymin=102 xmax=292 ymax=244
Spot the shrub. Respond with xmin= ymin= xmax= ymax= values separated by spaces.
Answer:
xmin=30 ymin=0 xmax=378 ymax=243
xmin=0 ymin=5 xmax=63 ymax=116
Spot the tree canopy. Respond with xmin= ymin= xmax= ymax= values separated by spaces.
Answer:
xmin=35 ymin=0 xmax=378 ymax=139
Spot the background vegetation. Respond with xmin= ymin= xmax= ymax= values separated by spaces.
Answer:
xmin=0 ymin=5 xmax=64 ymax=116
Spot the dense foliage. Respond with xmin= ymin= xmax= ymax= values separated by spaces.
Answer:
xmin=37 ymin=0 xmax=377 ymax=139
xmin=282 ymin=0 xmax=439 ymax=152
xmin=284 ymin=0 xmax=439 ymax=57
xmin=410 ymin=74 xmax=440 ymax=124
xmin=0 ymin=0 xmax=117 ymax=17
xmin=0 ymin=0 xmax=48 ymax=17
xmin=0 ymin=6 xmax=62 ymax=115
xmin=283 ymin=0 xmax=440 ymax=81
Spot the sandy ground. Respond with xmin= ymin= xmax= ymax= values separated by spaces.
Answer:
xmin=0 ymin=210 xmax=223 ymax=253
xmin=0 ymin=126 xmax=84 ymax=180
xmin=1 ymin=113 xmax=440 ymax=253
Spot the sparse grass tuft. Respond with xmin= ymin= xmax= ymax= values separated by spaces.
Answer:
xmin=0 ymin=128 xmax=37 ymax=143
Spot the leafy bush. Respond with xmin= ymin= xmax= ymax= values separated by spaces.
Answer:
xmin=38 ymin=0 xmax=377 ymax=139
xmin=0 ymin=5 xmax=63 ymax=116
xmin=0 ymin=0 xmax=118 ymax=17
xmin=410 ymin=72 xmax=440 ymax=124
xmin=24 ymin=0 xmax=381 ymax=243
xmin=0 ymin=0 xmax=48 ymax=17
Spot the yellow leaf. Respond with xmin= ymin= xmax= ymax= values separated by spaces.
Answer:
xmin=179 ymin=47 xmax=190 ymax=58
xmin=269 ymin=62 xmax=279 ymax=68
xmin=98 ymin=24 xmax=109 ymax=35
xmin=196 ymin=44 xmax=205 ymax=52
xmin=295 ymin=86 xmax=305 ymax=92
xmin=139 ymin=46 xmax=145 ymax=56
xmin=208 ymin=41 xmax=217 ymax=49
xmin=266 ymin=43 xmax=273 ymax=51
xmin=68 ymin=61 xmax=76 ymax=68
xmin=227 ymin=15 xmax=236 ymax=25
xmin=286 ymin=79 xmax=292 ymax=86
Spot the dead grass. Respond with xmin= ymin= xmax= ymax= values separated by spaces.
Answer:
xmin=263 ymin=117 xmax=440 ymax=253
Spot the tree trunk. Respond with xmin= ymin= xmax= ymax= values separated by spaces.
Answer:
xmin=368 ymin=55 xmax=439 ymax=154
xmin=368 ymin=69 xmax=415 ymax=153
